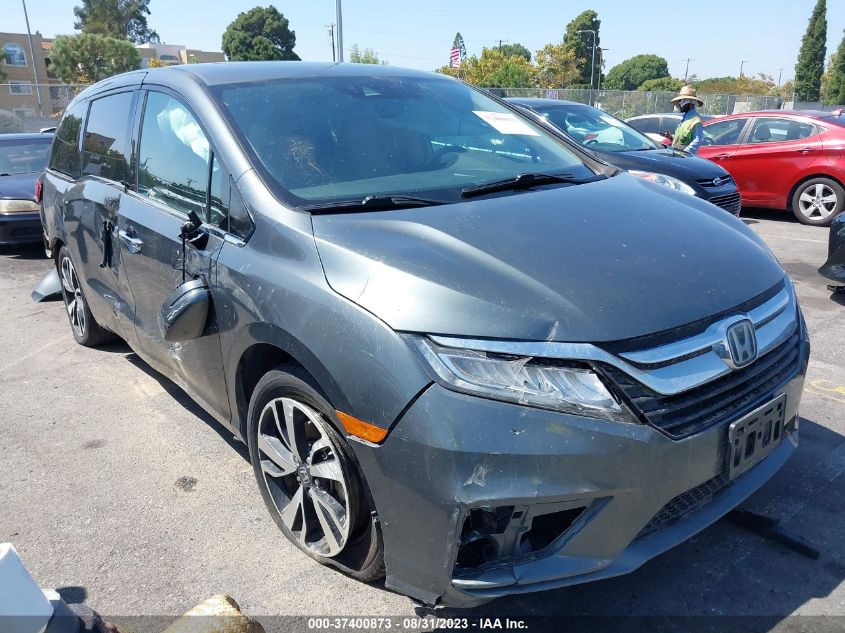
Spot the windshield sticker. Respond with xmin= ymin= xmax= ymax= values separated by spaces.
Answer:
xmin=473 ymin=111 xmax=540 ymax=136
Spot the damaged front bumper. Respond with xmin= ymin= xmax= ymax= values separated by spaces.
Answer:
xmin=350 ymin=340 xmax=807 ymax=607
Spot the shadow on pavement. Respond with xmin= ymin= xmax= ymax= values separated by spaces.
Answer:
xmin=741 ymin=208 xmax=798 ymax=224
xmin=123 ymin=351 xmax=249 ymax=461
xmin=430 ymin=417 xmax=844 ymax=629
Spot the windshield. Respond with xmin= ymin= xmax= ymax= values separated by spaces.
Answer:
xmin=211 ymin=75 xmax=595 ymax=206
xmin=0 ymin=138 xmax=51 ymax=175
xmin=533 ymin=103 xmax=657 ymax=153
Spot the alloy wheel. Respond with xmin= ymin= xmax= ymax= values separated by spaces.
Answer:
xmin=60 ymin=256 xmax=86 ymax=338
xmin=798 ymin=183 xmax=838 ymax=221
xmin=257 ymin=397 xmax=351 ymax=557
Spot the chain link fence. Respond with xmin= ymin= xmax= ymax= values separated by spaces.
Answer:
xmin=485 ymin=88 xmax=783 ymax=119
xmin=0 ymin=84 xmax=88 ymax=133
xmin=0 ymin=83 xmax=785 ymax=133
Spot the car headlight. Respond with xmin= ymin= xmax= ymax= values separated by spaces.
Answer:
xmin=405 ymin=335 xmax=634 ymax=422
xmin=0 ymin=199 xmax=39 ymax=214
xmin=629 ymin=170 xmax=696 ymax=196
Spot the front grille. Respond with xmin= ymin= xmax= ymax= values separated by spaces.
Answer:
xmin=696 ymin=175 xmax=735 ymax=188
xmin=604 ymin=328 xmax=802 ymax=439
xmin=637 ymin=474 xmax=729 ymax=538
xmin=707 ymin=191 xmax=742 ymax=214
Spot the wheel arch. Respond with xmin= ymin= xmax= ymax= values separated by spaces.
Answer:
xmin=787 ymin=172 xmax=845 ymax=211
xmin=230 ymin=324 xmax=350 ymax=440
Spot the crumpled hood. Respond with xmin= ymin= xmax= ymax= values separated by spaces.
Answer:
xmin=603 ymin=148 xmax=729 ymax=183
xmin=0 ymin=172 xmax=38 ymax=202
xmin=312 ymin=174 xmax=785 ymax=343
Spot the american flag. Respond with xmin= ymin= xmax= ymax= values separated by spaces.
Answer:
xmin=450 ymin=47 xmax=461 ymax=69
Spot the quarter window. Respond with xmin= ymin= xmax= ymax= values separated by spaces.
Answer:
xmin=703 ymin=118 xmax=748 ymax=146
xmin=82 ymin=92 xmax=134 ymax=183
xmin=3 ymin=44 xmax=26 ymax=66
xmin=748 ymin=118 xmax=816 ymax=144
xmin=138 ymin=91 xmax=218 ymax=222
xmin=49 ymin=100 xmax=85 ymax=178
xmin=629 ymin=116 xmax=659 ymax=135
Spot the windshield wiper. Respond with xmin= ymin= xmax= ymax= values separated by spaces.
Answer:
xmin=460 ymin=172 xmax=602 ymax=198
xmin=302 ymin=195 xmax=448 ymax=214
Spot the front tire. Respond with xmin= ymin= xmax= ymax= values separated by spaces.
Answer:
xmin=57 ymin=246 xmax=115 ymax=347
xmin=247 ymin=365 xmax=384 ymax=581
xmin=791 ymin=177 xmax=845 ymax=226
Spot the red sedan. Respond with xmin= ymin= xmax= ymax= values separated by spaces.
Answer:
xmin=699 ymin=110 xmax=845 ymax=225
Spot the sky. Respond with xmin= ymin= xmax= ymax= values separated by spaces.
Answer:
xmin=6 ymin=0 xmax=845 ymax=84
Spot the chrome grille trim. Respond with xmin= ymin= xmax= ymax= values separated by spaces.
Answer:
xmin=428 ymin=277 xmax=797 ymax=398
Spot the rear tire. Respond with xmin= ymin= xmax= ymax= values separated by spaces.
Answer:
xmin=247 ymin=365 xmax=385 ymax=582
xmin=57 ymin=246 xmax=115 ymax=347
xmin=791 ymin=177 xmax=845 ymax=226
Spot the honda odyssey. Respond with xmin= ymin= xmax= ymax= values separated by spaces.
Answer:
xmin=40 ymin=63 xmax=809 ymax=607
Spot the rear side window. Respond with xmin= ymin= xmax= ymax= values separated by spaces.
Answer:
xmin=748 ymin=118 xmax=816 ymax=144
xmin=82 ymin=91 xmax=134 ymax=183
xmin=49 ymin=100 xmax=85 ymax=177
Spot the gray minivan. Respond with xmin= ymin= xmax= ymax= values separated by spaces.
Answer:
xmin=40 ymin=62 xmax=808 ymax=607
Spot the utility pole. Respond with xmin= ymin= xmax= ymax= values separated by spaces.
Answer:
xmin=577 ymin=29 xmax=597 ymax=103
xmin=776 ymin=67 xmax=784 ymax=87
xmin=335 ymin=0 xmax=344 ymax=62
xmin=598 ymin=48 xmax=609 ymax=91
xmin=327 ymin=23 xmax=336 ymax=62
xmin=682 ymin=58 xmax=693 ymax=83
xmin=498 ymin=39 xmax=509 ymax=50
xmin=740 ymin=60 xmax=749 ymax=78
xmin=21 ymin=0 xmax=43 ymax=117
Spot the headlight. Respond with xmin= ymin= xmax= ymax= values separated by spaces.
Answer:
xmin=405 ymin=335 xmax=633 ymax=422
xmin=629 ymin=170 xmax=696 ymax=196
xmin=0 ymin=199 xmax=39 ymax=214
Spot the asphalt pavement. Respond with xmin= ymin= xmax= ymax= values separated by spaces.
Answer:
xmin=0 ymin=208 xmax=843 ymax=630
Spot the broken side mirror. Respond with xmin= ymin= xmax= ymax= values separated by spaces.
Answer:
xmin=160 ymin=278 xmax=211 ymax=342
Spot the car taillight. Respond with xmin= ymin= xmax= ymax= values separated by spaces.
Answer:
xmin=34 ymin=179 xmax=43 ymax=204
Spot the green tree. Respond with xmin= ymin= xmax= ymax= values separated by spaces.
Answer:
xmin=562 ymin=10 xmax=601 ymax=88
xmin=222 ymin=5 xmax=299 ymax=61
xmin=459 ymin=48 xmax=536 ymax=88
xmin=824 ymin=33 xmax=845 ymax=105
xmin=534 ymin=43 xmax=579 ymax=88
xmin=0 ymin=66 xmax=6 ymax=82
xmin=498 ymin=43 xmax=531 ymax=62
xmin=349 ymin=44 xmax=386 ymax=65
xmin=73 ymin=0 xmax=159 ymax=44
xmin=50 ymin=33 xmax=141 ymax=83
xmin=694 ymin=75 xmax=778 ymax=95
xmin=794 ymin=0 xmax=827 ymax=101
xmin=603 ymin=54 xmax=670 ymax=90
xmin=452 ymin=32 xmax=466 ymax=62
xmin=638 ymin=77 xmax=684 ymax=92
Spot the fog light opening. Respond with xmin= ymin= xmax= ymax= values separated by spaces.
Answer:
xmin=520 ymin=507 xmax=586 ymax=553
xmin=455 ymin=534 xmax=499 ymax=569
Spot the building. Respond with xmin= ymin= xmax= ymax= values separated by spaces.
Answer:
xmin=1 ymin=32 xmax=51 ymax=121
xmin=136 ymin=42 xmax=225 ymax=68
xmin=1 ymin=31 xmax=224 ymax=130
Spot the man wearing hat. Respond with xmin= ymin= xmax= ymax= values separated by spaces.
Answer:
xmin=670 ymin=85 xmax=705 ymax=154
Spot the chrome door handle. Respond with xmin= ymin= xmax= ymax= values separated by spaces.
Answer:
xmin=118 ymin=230 xmax=143 ymax=254
xmin=795 ymin=147 xmax=812 ymax=153
xmin=713 ymin=153 xmax=730 ymax=160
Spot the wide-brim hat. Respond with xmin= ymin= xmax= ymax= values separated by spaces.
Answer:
xmin=670 ymin=85 xmax=704 ymax=106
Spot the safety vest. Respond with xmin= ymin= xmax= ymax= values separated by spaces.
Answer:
xmin=673 ymin=113 xmax=702 ymax=151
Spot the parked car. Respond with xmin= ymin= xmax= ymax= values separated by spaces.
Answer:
xmin=627 ymin=112 xmax=717 ymax=146
xmin=698 ymin=110 xmax=845 ymax=226
xmin=41 ymin=63 xmax=808 ymax=607
xmin=0 ymin=132 xmax=53 ymax=247
xmin=509 ymin=98 xmax=741 ymax=214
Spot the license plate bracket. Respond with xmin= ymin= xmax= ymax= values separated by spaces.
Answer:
xmin=727 ymin=394 xmax=786 ymax=480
